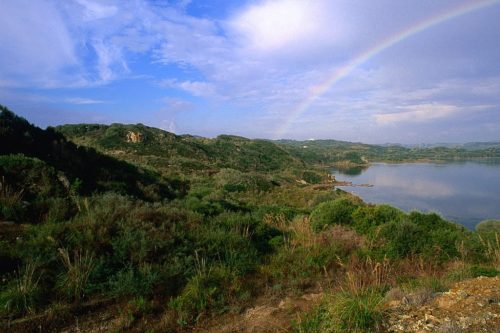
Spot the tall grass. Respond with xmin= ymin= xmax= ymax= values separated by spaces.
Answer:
xmin=0 ymin=175 xmax=24 ymax=206
xmin=57 ymin=248 xmax=95 ymax=301
xmin=338 ymin=255 xmax=393 ymax=294
xmin=0 ymin=261 xmax=41 ymax=316
xmin=479 ymin=233 xmax=500 ymax=269
xmin=295 ymin=290 xmax=384 ymax=333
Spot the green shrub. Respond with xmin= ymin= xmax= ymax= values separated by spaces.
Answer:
xmin=379 ymin=220 xmax=421 ymax=259
xmin=468 ymin=266 xmax=499 ymax=277
xmin=377 ymin=212 xmax=467 ymax=261
xmin=107 ymin=265 xmax=160 ymax=298
xmin=400 ymin=276 xmax=449 ymax=294
xmin=0 ymin=261 xmax=42 ymax=317
xmin=191 ymin=222 xmax=260 ymax=274
xmin=37 ymin=197 xmax=77 ymax=223
xmin=0 ymin=154 xmax=65 ymax=200
xmin=262 ymin=242 xmax=343 ymax=293
xmin=213 ymin=211 xmax=281 ymax=255
xmin=295 ymin=290 xmax=383 ymax=333
xmin=302 ymin=171 xmax=323 ymax=184
xmin=352 ymin=204 xmax=403 ymax=234
xmin=213 ymin=168 xmax=273 ymax=192
xmin=170 ymin=265 xmax=241 ymax=326
xmin=56 ymin=248 xmax=95 ymax=301
xmin=476 ymin=219 xmax=500 ymax=234
xmin=310 ymin=198 xmax=359 ymax=231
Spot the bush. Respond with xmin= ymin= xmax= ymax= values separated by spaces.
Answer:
xmin=213 ymin=168 xmax=273 ymax=192
xmin=302 ymin=170 xmax=323 ymax=184
xmin=468 ymin=266 xmax=499 ymax=278
xmin=56 ymin=248 xmax=95 ymax=301
xmin=295 ymin=290 xmax=383 ymax=333
xmin=0 ymin=261 xmax=42 ymax=317
xmin=107 ymin=265 xmax=160 ymax=298
xmin=352 ymin=204 xmax=403 ymax=234
xmin=379 ymin=220 xmax=422 ymax=259
xmin=310 ymin=198 xmax=359 ymax=231
xmin=377 ymin=212 xmax=468 ymax=261
xmin=191 ymin=222 xmax=260 ymax=274
xmin=170 ymin=265 xmax=242 ymax=326
xmin=476 ymin=219 xmax=500 ymax=234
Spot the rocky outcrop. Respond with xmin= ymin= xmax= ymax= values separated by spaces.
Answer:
xmin=126 ymin=131 xmax=144 ymax=143
xmin=383 ymin=276 xmax=500 ymax=332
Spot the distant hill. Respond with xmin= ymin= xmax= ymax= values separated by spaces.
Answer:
xmin=275 ymin=139 xmax=500 ymax=164
xmin=56 ymin=124 xmax=304 ymax=174
xmin=402 ymin=142 xmax=500 ymax=150
xmin=0 ymin=105 xmax=181 ymax=201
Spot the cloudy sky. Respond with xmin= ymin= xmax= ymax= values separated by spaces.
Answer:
xmin=1 ymin=0 xmax=499 ymax=143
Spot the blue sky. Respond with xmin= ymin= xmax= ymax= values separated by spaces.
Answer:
xmin=1 ymin=0 xmax=500 ymax=143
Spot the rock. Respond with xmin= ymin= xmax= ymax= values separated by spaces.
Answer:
xmin=126 ymin=131 xmax=144 ymax=143
xmin=382 ymin=277 xmax=500 ymax=333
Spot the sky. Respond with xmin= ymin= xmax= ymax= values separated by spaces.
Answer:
xmin=1 ymin=0 xmax=500 ymax=143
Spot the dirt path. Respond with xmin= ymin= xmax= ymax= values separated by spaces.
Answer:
xmin=192 ymin=293 xmax=323 ymax=333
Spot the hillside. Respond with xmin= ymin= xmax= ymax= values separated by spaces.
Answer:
xmin=0 ymin=106 xmax=184 ymax=222
xmin=1 ymin=106 xmax=499 ymax=333
xmin=56 ymin=124 xmax=500 ymax=174
xmin=276 ymin=139 xmax=500 ymax=165
xmin=56 ymin=124 xmax=304 ymax=175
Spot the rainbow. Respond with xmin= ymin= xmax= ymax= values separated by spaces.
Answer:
xmin=274 ymin=0 xmax=500 ymax=139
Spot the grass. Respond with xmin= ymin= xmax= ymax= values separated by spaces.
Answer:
xmin=57 ymin=248 xmax=95 ymax=302
xmin=0 ymin=261 xmax=41 ymax=317
xmin=295 ymin=290 xmax=384 ymax=333
xmin=2 ymin=107 xmax=500 ymax=332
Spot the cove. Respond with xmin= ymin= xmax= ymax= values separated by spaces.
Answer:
xmin=332 ymin=161 xmax=500 ymax=229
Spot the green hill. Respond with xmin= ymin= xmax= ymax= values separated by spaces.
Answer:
xmin=276 ymin=139 xmax=500 ymax=165
xmin=56 ymin=124 xmax=304 ymax=174
xmin=1 ymin=105 xmax=499 ymax=333
xmin=0 ymin=106 xmax=183 ymax=206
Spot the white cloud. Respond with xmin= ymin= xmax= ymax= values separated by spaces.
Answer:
xmin=2 ymin=0 xmax=500 ymax=142
xmin=74 ymin=0 xmax=118 ymax=20
xmin=159 ymin=79 xmax=216 ymax=97
xmin=228 ymin=0 xmax=343 ymax=53
xmin=154 ymin=97 xmax=196 ymax=133
xmin=374 ymin=174 xmax=456 ymax=198
xmin=92 ymin=39 xmax=130 ymax=82
xmin=66 ymin=97 xmax=106 ymax=105
xmin=374 ymin=104 xmax=460 ymax=125
xmin=0 ymin=0 xmax=79 ymax=87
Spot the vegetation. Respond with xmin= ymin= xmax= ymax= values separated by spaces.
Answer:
xmin=276 ymin=138 xmax=500 ymax=166
xmin=0 ymin=105 xmax=499 ymax=332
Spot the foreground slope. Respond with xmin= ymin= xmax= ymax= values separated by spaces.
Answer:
xmin=0 ymin=106 xmax=498 ymax=333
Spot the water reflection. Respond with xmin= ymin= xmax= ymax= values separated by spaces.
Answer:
xmin=331 ymin=162 xmax=500 ymax=229
xmin=373 ymin=174 xmax=457 ymax=198
xmin=334 ymin=165 xmax=369 ymax=176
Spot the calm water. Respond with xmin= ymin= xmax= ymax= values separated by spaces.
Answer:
xmin=332 ymin=161 xmax=500 ymax=229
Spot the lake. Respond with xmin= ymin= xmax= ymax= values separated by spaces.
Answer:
xmin=331 ymin=161 xmax=500 ymax=229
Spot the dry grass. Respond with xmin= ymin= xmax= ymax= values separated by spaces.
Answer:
xmin=338 ymin=255 xmax=394 ymax=294
xmin=318 ymin=224 xmax=365 ymax=252
xmin=396 ymin=254 xmax=440 ymax=279
xmin=0 ymin=175 xmax=24 ymax=206
xmin=263 ymin=214 xmax=316 ymax=249
xmin=479 ymin=233 xmax=500 ymax=269
xmin=263 ymin=214 xmax=366 ymax=251
xmin=58 ymin=248 xmax=95 ymax=301
xmin=15 ymin=261 xmax=40 ymax=314
xmin=243 ymin=185 xmax=336 ymax=208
